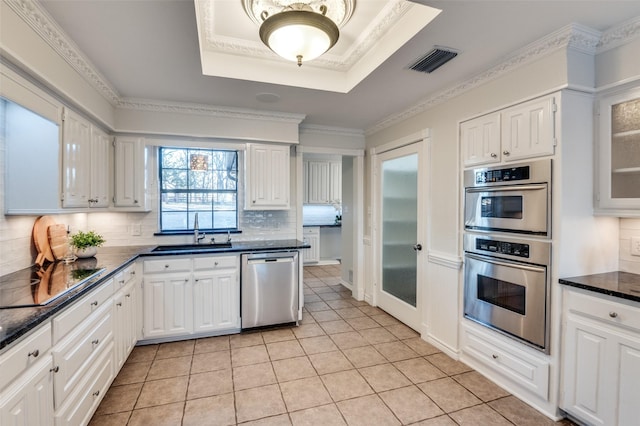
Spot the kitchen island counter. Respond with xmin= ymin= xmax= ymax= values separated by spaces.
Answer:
xmin=0 ymin=240 xmax=309 ymax=351
xmin=559 ymin=271 xmax=640 ymax=303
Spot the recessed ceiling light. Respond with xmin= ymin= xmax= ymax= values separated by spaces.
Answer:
xmin=256 ymin=93 xmax=281 ymax=103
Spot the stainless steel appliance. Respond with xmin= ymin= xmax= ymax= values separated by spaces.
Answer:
xmin=464 ymin=160 xmax=551 ymax=236
xmin=241 ymin=251 xmax=299 ymax=329
xmin=463 ymin=231 xmax=551 ymax=352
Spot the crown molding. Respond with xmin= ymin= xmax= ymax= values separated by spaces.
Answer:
xmin=366 ymin=23 xmax=604 ymax=135
xmin=300 ymin=124 xmax=365 ymax=138
xmin=597 ymin=15 xmax=640 ymax=53
xmin=118 ymin=98 xmax=306 ymax=124
xmin=5 ymin=0 xmax=121 ymax=105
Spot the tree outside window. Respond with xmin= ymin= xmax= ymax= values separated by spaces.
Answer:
xmin=159 ymin=147 xmax=238 ymax=231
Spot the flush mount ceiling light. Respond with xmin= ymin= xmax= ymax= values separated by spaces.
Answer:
xmin=244 ymin=0 xmax=353 ymax=67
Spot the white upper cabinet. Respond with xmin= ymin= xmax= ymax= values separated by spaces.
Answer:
xmin=461 ymin=94 xmax=556 ymax=167
xmin=501 ymin=95 xmax=556 ymax=162
xmin=113 ymin=137 xmax=149 ymax=211
xmin=461 ymin=112 xmax=501 ymax=167
xmin=306 ymin=161 xmax=330 ymax=204
xmin=90 ymin=126 xmax=110 ymax=208
xmin=61 ymin=109 xmax=109 ymax=209
xmin=329 ymin=161 xmax=342 ymax=204
xmin=303 ymin=159 xmax=342 ymax=204
xmin=595 ymin=86 xmax=640 ymax=215
xmin=245 ymin=143 xmax=290 ymax=210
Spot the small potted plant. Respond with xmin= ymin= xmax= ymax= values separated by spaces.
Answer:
xmin=69 ymin=230 xmax=105 ymax=258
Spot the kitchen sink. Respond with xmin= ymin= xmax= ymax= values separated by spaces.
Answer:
xmin=151 ymin=242 xmax=233 ymax=252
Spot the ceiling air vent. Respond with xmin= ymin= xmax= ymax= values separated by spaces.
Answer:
xmin=408 ymin=46 xmax=458 ymax=73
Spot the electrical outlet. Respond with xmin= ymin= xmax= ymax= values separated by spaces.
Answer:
xmin=631 ymin=237 xmax=640 ymax=256
xmin=131 ymin=223 xmax=142 ymax=236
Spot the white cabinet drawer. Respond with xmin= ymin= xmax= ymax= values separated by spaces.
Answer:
xmin=193 ymin=255 xmax=237 ymax=270
xmin=54 ymin=341 xmax=114 ymax=426
xmin=462 ymin=325 xmax=549 ymax=399
xmin=144 ymin=257 xmax=192 ymax=274
xmin=0 ymin=322 xmax=52 ymax=389
xmin=303 ymin=227 xmax=320 ymax=235
xmin=123 ymin=263 xmax=137 ymax=284
xmin=52 ymin=278 xmax=114 ymax=344
xmin=565 ymin=289 xmax=640 ymax=333
xmin=52 ymin=304 xmax=113 ymax=408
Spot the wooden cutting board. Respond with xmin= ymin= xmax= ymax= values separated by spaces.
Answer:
xmin=32 ymin=216 xmax=56 ymax=265
xmin=48 ymin=224 xmax=69 ymax=260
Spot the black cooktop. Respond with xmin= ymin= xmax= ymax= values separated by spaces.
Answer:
xmin=0 ymin=259 xmax=105 ymax=308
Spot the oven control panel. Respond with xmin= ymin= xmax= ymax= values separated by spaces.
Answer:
xmin=475 ymin=238 xmax=529 ymax=258
xmin=475 ymin=165 xmax=530 ymax=184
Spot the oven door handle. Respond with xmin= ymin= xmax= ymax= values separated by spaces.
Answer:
xmin=465 ymin=184 xmax=547 ymax=194
xmin=465 ymin=253 xmax=546 ymax=273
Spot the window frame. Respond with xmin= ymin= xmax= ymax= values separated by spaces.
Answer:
xmin=158 ymin=146 xmax=239 ymax=233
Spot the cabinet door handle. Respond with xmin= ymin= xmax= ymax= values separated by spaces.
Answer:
xmin=502 ymin=150 xmax=510 ymax=156
xmin=119 ymin=280 xmax=125 ymax=284
xmin=490 ymin=153 xmax=497 ymax=158
xmin=609 ymin=311 xmax=618 ymax=318
xmin=214 ymin=261 xmax=219 ymax=266
xmin=92 ymin=339 xmax=100 ymax=345
xmin=116 ymin=302 xmax=122 ymax=307
xmin=130 ymin=271 xmax=136 ymax=275
xmin=50 ymin=366 xmax=59 ymax=373
xmin=93 ymin=390 xmax=100 ymax=397
xmin=125 ymin=293 xmax=131 ymax=298
xmin=91 ymin=300 xmax=98 ymax=307
xmin=28 ymin=349 xmax=40 ymax=358
xmin=164 ymin=264 xmax=170 ymax=269
xmin=492 ymin=354 xmax=499 ymax=359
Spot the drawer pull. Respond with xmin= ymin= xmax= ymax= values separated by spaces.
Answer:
xmin=164 ymin=264 xmax=170 ymax=268
xmin=609 ymin=312 xmax=618 ymax=318
xmin=50 ymin=366 xmax=59 ymax=373
xmin=116 ymin=302 xmax=122 ymax=307
xmin=93 ymin=390 xmax=100 ymax=397
xmin=119 ymin=280 xmax=125 ymax=284
xmin=28 ymin=349 xmax=40 ymax=358
xmin=215 ymin=261 xmax=219 ymax=266
xmin=492 ymin=354 xmax=499 ymax=359
xmin=92 ymin=339 xmax=100 ymax=346
xmin=91 ymin=301 xmax=98 ymax=307
xmin=490 ymin=153 xmax=497 ymax=158
xmin=130 ymin=271 xmax=136 ymax=275
xmin=125 ymin=293 xmax=131 ymax=298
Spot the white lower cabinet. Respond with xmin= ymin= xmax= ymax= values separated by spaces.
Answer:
xmin=461 ymin=323 xmax=550 ymax=400
xmin=0 ymin=322 xmax=54 ymax=426
xmin=142 ymin=273 xmax=193 ymax=339
xmin=0 ymin=355 xmax=55 ymax=426
xmin=52 ymin=302 xmax=113 ymax=409
xmin=303 ymin=227 xmax=320 ymax=264
xmin=193 ymin=256 xmax=240 ymax=333
xmin=113 ymin=278 xmax=139 ymax=368
xmin=561 ymin=289 xmax=640 ymax=426
xmin=142 ymin=254 xmax=240 ymax=341
xmin=54 ymin=342 xmax=114 ymax=426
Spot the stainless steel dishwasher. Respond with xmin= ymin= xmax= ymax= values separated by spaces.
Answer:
xmin=241 ymin=251 xmax=299 ymax=329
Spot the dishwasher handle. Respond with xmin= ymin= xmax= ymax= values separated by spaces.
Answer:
xmin=247 ymin=256 xmax=294 ymax=265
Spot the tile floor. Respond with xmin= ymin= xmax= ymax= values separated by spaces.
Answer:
xmin=89 ymin=264 xmax=576 ymax=426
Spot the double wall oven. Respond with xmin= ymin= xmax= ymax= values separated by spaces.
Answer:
xmin=463 ymin=159 xmax=552 ymax=353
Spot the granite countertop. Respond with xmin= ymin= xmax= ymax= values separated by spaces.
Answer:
xmin=559 ymin=271 xmax=640 ymax=303
xmin=303 ymin=224 xmax=342 ymax=228
xmin=0 ymin=239 xmax=309 ymax=352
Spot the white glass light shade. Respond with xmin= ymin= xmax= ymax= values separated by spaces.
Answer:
xmin=260 ymin=10 xmax=339 ymax=66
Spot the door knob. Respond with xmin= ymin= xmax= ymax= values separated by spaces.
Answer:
xmin=413 ymin=244 xmax=422 ymax=251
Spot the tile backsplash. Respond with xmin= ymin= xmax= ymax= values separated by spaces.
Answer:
xmin=620 ymin=218 xmax=640 ymax=274
xmin=1 ymin=207 xmax=297 ymax=276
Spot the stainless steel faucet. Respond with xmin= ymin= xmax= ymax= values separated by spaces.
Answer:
xmin=193 ymin=213 xmax=205 ymax=244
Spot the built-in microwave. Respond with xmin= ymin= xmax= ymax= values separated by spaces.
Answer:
xmin=464 ymin=160 xmax=551 ymax=236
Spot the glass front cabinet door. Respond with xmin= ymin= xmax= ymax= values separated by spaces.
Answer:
xmin=597 ymin=86 xmax=640 ymax=215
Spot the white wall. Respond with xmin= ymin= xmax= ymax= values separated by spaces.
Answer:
xmin=341 ymin=156 xmax=354 ymax=285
